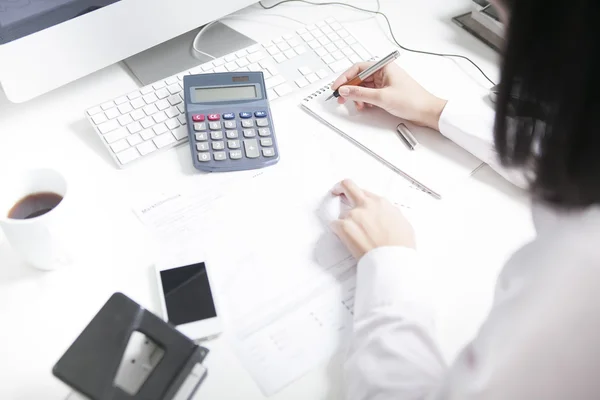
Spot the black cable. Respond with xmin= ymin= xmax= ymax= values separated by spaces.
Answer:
xmin=258 ymin=0 xmax=497 ymax=86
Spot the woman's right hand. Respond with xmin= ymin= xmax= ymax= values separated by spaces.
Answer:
xmin=331 ymin=62 xmax=448 ymax=131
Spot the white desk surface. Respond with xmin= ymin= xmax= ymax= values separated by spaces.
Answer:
xmin=0 ymin=1 xmax=535 ymax=399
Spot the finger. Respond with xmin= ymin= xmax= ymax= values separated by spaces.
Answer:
xmin=332 ymin=179 xmax=367 ymax=206
xmin=355 ymin=101 xmax=365 ymax=111
xmin=331 ymin=62 xmax=375 ymax=90
xmin=337 ymin=85 xmax=384 ymax=108
xmin=330 ymin=220 xmax=363 ymax=259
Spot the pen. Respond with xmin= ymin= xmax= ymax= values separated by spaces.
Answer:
xmin=326 ymin=50 xmax=401 ymax=101
xmin=396 ymin=123 xmax=419 ymax=151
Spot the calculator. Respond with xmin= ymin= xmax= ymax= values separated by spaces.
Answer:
xmin=183 ymin=72 xmax=280 ymax=172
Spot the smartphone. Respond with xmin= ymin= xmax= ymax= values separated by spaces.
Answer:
xmin=155 ymin=261 xmax=222 ymax=340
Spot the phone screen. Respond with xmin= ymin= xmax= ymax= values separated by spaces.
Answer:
xmin=160 ymin=262 xmax=217 ymax=326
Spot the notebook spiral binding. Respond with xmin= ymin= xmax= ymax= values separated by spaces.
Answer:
xmin=303 ymin=82 xmax=334 ymax=102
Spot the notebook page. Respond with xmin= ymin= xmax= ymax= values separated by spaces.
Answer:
xmin=301 ymin=86 xmax=483 ymax=195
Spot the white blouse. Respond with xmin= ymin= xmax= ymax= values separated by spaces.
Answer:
xmin=345 ymin=98 xmax=600 ymax=400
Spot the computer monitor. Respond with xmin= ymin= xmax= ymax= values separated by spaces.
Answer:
xmin=0 ymin=0 xmax=257 ymax=103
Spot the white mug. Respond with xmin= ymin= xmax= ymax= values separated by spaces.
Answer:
xmin=0 ymin=168 xmax=73 ymax=271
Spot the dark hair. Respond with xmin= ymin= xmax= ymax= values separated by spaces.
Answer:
xmin=494 ymin=1 xmax=600 ymax=208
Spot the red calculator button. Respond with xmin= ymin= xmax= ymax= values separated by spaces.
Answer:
xmin=208 ymin=114 xmax=221 ymax=121
xmin=192 ymin=114 xmax=205 ymax=122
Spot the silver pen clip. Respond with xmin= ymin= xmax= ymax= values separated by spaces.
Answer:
xmin=396 ymin=123 xmax=419 ymax=151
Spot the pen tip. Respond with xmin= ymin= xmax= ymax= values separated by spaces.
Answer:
xmin=325 ymin=94 xmax=334 ymax=101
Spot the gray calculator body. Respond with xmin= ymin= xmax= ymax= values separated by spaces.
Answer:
xmin=183 ymin=72 xmax=280 ymax=172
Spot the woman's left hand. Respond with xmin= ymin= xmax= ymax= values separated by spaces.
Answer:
xmin=330 ymin=180 xmax=416 ymax=260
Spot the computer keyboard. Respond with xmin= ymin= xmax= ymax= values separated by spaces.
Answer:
xmin=86 ymin=17 xmax=372 ymax=168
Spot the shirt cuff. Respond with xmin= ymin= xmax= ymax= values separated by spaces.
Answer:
xmin=355 ymin=246 xmax=434 ymax=323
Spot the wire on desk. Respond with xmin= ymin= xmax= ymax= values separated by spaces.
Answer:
xmin=192 ymin=21 xmax=218 ymax=59
xmin=258 ymin=0 xmax=497 ymax=86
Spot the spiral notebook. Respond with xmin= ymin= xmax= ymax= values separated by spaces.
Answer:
xmin=301 ymin=83 xmax=483 ymax=198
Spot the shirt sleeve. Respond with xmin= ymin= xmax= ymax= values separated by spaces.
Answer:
xmin=438 ymin=98 xmax=527 ymax=189
xmin=345 ymin=246 xmax=447 ymax=400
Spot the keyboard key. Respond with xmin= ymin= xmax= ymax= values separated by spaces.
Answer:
xmin=87 ymin=106 xmax=103 ymax=116
xmin=154 ymin=132 xmax=176 ymax=148
xmin=318 ymin=37 xmax=331 ymax=46
xmin=294 ymin=45 xmax=307 ymax=55
xmin=315 ymin=47 xmax=327 ymax=57
xmin=127 ymin=91 xmax=142 ymax=100
xmin=212 ymin=141 xmax=225 ymax=150
xmin=313 ymin=29 xmax=325 ymax=39
xmin=98 ymin=120 xmax=119 ymax=134
xmin=322 ymin=54 xmax=335 ymax=64
xmin=307 ymin=40 xmax=320 ymax=49
xmin=131 ymin=98 xmax=146 ymax=109
xmin=236 ymin=58 xmax=249 ymax=68
xmin=243 ymin=129 xmax=256 ymax=138
xmin=128 ymin=122 xmax=143 ymax=135
xmin=255 ymin=111 xmax=267 ymax=118
xmin=224 ymin=120 xmax=237 ymax=129
xmin=214 ymin=66 xmax=227 ymax=73
xmin=225 ymin=61 xmax=238 ymax=71
xmin=153 ymin=112 xmax=168 ymax=123
xmin=258 ymin=128 xmax=271 ymax=137
xmin=228 ymin=139 xmax=241 ymax=149
xmin=165 ymin=77 xmax=178 ymax=85
xmin=263 ymin=148 xmax=276 ymax=157
xmin=350 ymin=54 xmax=362 ymax=63
xmin=325 ymin=43 xmax=337 ymax=53
xmin=173 ymin=126 xmax=188 ymax=140
xmin=211 ymin=131 xmax=223 ymax=140
xmin=178 ymin=114 xmax=187 ymax=125
xmin=274 ymin=83 xmax=293 ymax=96
xmin=342 ymin=47 xmax=354 ymax=56
xmin=118 ymin=103 xmax=133 ymax=114
xmin=116 ymin=147 xmax=140 ymax=165
xmin=127 ymin=133 xmax=143 ymax=146
xmin=198 ymin=152 xmax=211 ymax=162
xmin=295 ymin=77 xmax=309 ymax=88
xmin=331 ymin=21 xmax=343 ymax=30
xmin=214 ymin=152 xmax=226 ymax=161
xmin=194 ymin=122 xmax=207 ymax=131
xmin=297 ymin=27 xmax=308 ymax=35
xmin=244 ymin=139 xmax=260 ymax=158
xmin=101 ymin=101 xmax=115 ymax=111
xmin=152 ymin=81 xmax=166 ymax=90
xmin=166 ymin=118 xmax=180 ymax=130
xmin=338 ymin=29 xmax=349 ymax=38
xmin=240 ymin=112 xmax=252 ymax=119
xmin=230 ymin=150 xmax=243 ymax=160
xmin=144 ymin=104 xmax=159 ymax=116
xmin=274 ymin=54 xmax=286 ymax=63
xmin=168 ymin=95 xmax=182 ymax=106
xmin=267 ymin=65 xmax=279 ymax=75
xmin=256 ymin=119 xmax=269 ymax=127
xmin=238 ymin=67 xmax=250 ymax=72
xmin=104 ymin=128 xmax=128 ymax=143
xmin=222 ymin=113 xmax=235 ymax=120
xmin=242 ymin=119 xmax=255 ymax=128
xmin=202 ymin=62 xmax=215 ymax=71
xmin=260 ymin=137 xmax=273 ymax=147
xmin=316 ymin=68 xmax=329 ymax=79
xmin=267 ymin=89 xmax=278 ymax=100
xmin=329 ymin=58 xmax=352 ymax=73
xmin=299 ymin=67 xmax=312 ymax=75
xmin=225 ymin=54 xmax=237 ymax=62
xmin=140 ymin=117 xmax=155 ymax=129
xmin=150 ymin=123 xmax=166 ymax=135
xmin=143 ymin=93 xmax=158 ymax=104
xmin=156 ymin=88 xmax=170 ymax=100
xmin=248 ymin=62 xmax=261 ymax=71
xmin=328 ymin=33 xmax=341 ymax=42
xmin=272 ymin=36 xmax=283 ymax=44
xmin=208 ymin=114 xmax=220 ymax=121
xmin=92 ymin=113 xmax=108 ymax=125
xmin=352 ymin=44 xmax=370 ymax=60
xmin=265 ymin=75 xmax=285 ymax=89
xmin=332 ymin=50 xmax=345 ymax=60
xmin=307 ymin=24 xmax=318 ymax=31
xmin=284 ymin=49 xmax=297 ymax=59
xmin=322 ymin=26 xmax=333 ymax=34
xmin=140 ymin=129 xmax=155 ymax=141
xmin=213 ymin=58 xmax=225 ymax=66
xmin=335 ymin=39 xmax=347 ymax=49
xmin=167 ymin=84 xmax=181 ymax=95
xmin=118 ymin=114 xmax=134 ymax=126
xmin=345 ymin=36 xmax=357 ymax=45
xmin=137 ymin=141 xmax=157 ymax=155
xmin=156 ymin=100 xmax=170 ymax=111
xmin=177 ymin=104 xmax=186 ymax=114
xmin=195 ymin=132 xmax=208 ymax=141
xmin=209 ymin=121 xmax=222 ymax=130
xmin=196 ymin=142 xmax=210 ymax=151
xmin=105 ymin=108 xmax=120 ymax=120
xmin=301 ymin=32 xmax=313 ymax=42
xmin=226 ymin=130 xmax=239 ymax=139
xmin=287 ymin=38 xmax=300 ymax=47
xmin=277 ymin=42 xmax=291 ymax=51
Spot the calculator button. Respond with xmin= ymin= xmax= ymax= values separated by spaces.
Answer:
xmin=209 ymin=121 xmax=222 ymax=130
xmin=196 ymin=142 xmax=210 ymax=151
xmin=214 ymin=152 xmax=227 ymax=161
xmin=208 ymin=114 xmax=220 ymax=121
xmin=254 ymin=111 xmax=268 ymax=118
xmin=224 ymin=120 xmax=237 ymax=129
xmin=244 ymin=139 xmax=260 ymax=159
xmin=212 ymin=141 xmax=225 ymax=150
xmin=195 ymin=132 xmax=208 ymax=141
xmin=256 ymin=119 xmax=269 ymax=127
xmin=260 ymin=138 xmax=273 ymax=147
xmin=226 ymin=130 xmax=239 ymax=139
xmin=222 ymin=113 xmax=235 ymax=120
xmin=211 ymin=131 xmax=224 ymax=140
xmin=192 ymin=114 xmax=205 ymax=122
xmin=243 ymin=129 xmax=256 ymax=138
xmin=230 ymin=150 xmax=243 ymax=160
xmin=239 ymin=112 xmax=252 ymax=119
xmin=242 ymin=119 xmax=255 ymax=128
xmin=198 ymin=153 xmax=211 ymax=162
xmin=258 ymin=128 xmax=271 ymax=137
xmin=194 ymin=122 xmax=207 ymax=131
xmin=262 ymin=148 xmax=276 ymax=157
xmin=228 ymin=140 xmax=241 ymax=149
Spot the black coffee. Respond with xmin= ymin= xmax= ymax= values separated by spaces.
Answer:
xmin=7 ymin=192 xmax=63 ymax=220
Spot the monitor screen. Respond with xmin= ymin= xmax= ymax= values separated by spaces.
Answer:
xmin=0 ymin=0 xmax=121 ymax=44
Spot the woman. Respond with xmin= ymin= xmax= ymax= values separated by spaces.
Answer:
xmin=330 ymin=1 xmax=600 ymax=399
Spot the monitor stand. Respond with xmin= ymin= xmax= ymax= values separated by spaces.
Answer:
xmin=123 ymin=22 xmax=257 ymax=86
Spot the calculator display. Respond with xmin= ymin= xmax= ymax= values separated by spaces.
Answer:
xmin=193 ymin=85 xmax=258 ymax=103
